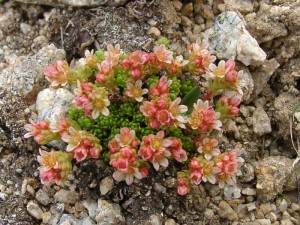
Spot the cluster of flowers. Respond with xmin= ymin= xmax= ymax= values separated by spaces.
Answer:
xmin=25 ymin=39 xmax=245 ymax=195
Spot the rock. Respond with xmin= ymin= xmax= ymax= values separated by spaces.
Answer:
xmin=245 ymin=3 xmax=288 ymax=43
xmin=204 ymin=208 xmax=214 ymax=220
xmin=26 ymin=201 xmax=43 ymax=220
xmin=145 ymin=214 xmax=162 ymax=225
xmin=238 ymin=163 xmax=255 ymax=183
xmin=247 ymin=59 xmax=280 ymax=103
xmin=99 ymin=176 xmax=114 ymax=196
xmin=54 ymin=189 xmax=80 ymax=205
xmin=36 ymin=88 xmax=74 ymax=122
xmin=255 ymin=219 xmax=271 ymax=225
xmin=246 ymin=203 xmax=256 ymax=211
xmin=242 ymin=188 xmax=256 ymax=196
xmin=254 ymin=156 xmax=297 ymax=202
xmin=180 ymin=3 xmax=193 ymax=17
xmin=164 ymin=218 xmax=178 ymax=225
xmin=148 ymin=27 xmax=161 ymax=38
xmin=42 ymin=211 xmax=52 ymax=224
xmin=83 ymin=199 xmax=98 ymax=219
xmin=0 ymin=192 xmax=7 ymax=200
xmin=265 ymin=212 xmax=277 ymax=222
xmin=20 ymin=22 xmax=32 ymax=35
xmin=291 ymin=203 xmax=300 ymax=211
xmin=59 ymin=214 xmax=81 ymax=225
xmin=82 ymin=217 xmax=96 ymax=225
xmin=252 ymin=107 xmax=272 ymax=136
xmin=203 ymin=11 xmax=266 ymax=66
xmin=153 ymin=183 xmax=167 ymax=194
xmin=276 ymin=199 xmax=288 ymax=212
xmin=224 ymin=0 xmax=253 ymax=14
xmin=95 ymin=199 xmax=125 ymax=225
xmin=218 ymin=201 xmax=239 ymax=221
xmin=0 ymin=44 xmax=65 ymax=99
xmin=35 ymin=188 xmax=51 ymax=206
xmin=15 ymin=0 xmax=128 ymax=7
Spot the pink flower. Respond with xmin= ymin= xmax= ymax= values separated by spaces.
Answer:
xmin=129 ymin=50 xmax=148 ymax=68
xmin=24 ymin=119 xmax=59 ymax=144
xmin=140 ymin=101 xmax=157 ymax=117
xmin=189 ymin=169 xmax=202 ymax=185
xmin=150 ymin=76 xmax=172 ymax=99
xmin=167 ymin=138 xmax=187 ymax=162
xmin=153 ymin=44 xmax=173 ymax=64
xmin=177 ymin=172 xmax=190 ymax=195
xmin=188 ymin=99 xmax=222 ymax=132
xmin=73 ymin=146 xmax=89 ymax=162
xmin=38 ymin=149 xmax=72 ymax=185
xmin=43 ymin=60 xmax=69 ymax=88
xmin=208 ymin=60 xmax=230 ymax=78
xmin=156 ymin=109 xmax=171 ymax=125
xmin=125 ymin=80 xmax=148 ymax=102
xmin=105 ymin=44 xmax=121 ymax=66
xmin=138 ymin=131 xmax=171 ymax=171
xmin=168 ymin=97 xmax=188 ymax=129
xmin=197 ymin=137 xmax=220 ymax=160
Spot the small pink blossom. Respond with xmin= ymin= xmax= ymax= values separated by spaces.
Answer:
xmin=153 ymin=44 xmax=173 ymax=64
xmin=167 ymin=138 xmax=187 ymax=162
xmin=177 ymin=172 xmax=190 ymax=195
xmin=197 ymin=137 xmax=220 ymax=160
xmin=43 ymin=60 xmax=69 ymax=88
xmin=150 ymin=76 xmax=172 ymax=99
xmin=188 ymin=99 xmax=222 ymax=132
xmin=125 ymin=80 xmax=148 ymax=102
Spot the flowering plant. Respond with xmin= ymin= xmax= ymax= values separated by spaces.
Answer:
xmin=25 ymin=39 xmax=244 ymax=195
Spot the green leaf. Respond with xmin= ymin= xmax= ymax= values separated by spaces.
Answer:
xmin=181 ymin=86 xmax=201 ymax=115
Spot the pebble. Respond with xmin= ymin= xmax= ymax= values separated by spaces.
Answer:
xmin=59 ymin=214 xmax=81 ymax=225
xmin=276 ymin=199 xmax=288 ymax=212
xmin=99 ymin=176 xmax=114 ymax=196
xmin=256 ymin=219 xmax=271 ymax=225
xmin=27 ymin=201 xmax=43 ymax=220
xmin=218 ymin=201 xmax=238 ymax=221
xmin=181 ymin=16 xmax=193 ymax=27
xmin=42 ymin=211 xmax=52 ymax=224
xmin=173 ymin=0 xmax=183 ymax=11
xmin=252 ymin=107 xmax=272 ymax=136
xmin=54 ymin=189 xmax=80 ymax=205
xmin=180 ymin=3 xmax=193 ymax=16
xmin=246 ymin=203 xmax=256 ymax=211
xmin=83 ymin=199 xmax=97 ymax=218
xmin=280 ymin=219 xmax=293 ymax=225
xmin=36 ymin=188 xmax=51 ymax=206
xmin=26 ymin=185 xmax=35 ymax=195
xmin=242 ymin=188 xmax=256 ymax=196
xmin=154 ymin=183 xmax=166 ymax=194
xmin=265 ymin=212 xmax=277 ymax=222
xmin=204 ymin=208 xmax=214 ymax=219
xmin=20 ymin=22 xmax=32 ymax=35
xmin=164 ymin=218 xmax=178 ymax=225
xmin=291 ymin=203 xmax=300 ymax=211
xmin=82 ymin=217 xmax=96 ymax=225
xmin=148 ymin=27 xmax=161 ymax=38
xmin=95 ymin=199 xmax=125 ymax=224
xmin=282 ymin=211 xmax=291 ymax=220
xmin=0 ymin=192 xmax=8 ymax=200
xmin=259 ymin=203 xmax=272 ymax=215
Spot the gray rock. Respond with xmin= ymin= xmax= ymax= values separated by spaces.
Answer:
xmin=254 ymin=156 xmax=297 ymax=202
xmin=0 ymin=44 xmax=65 ymax=98
xmin=242 ymin=188 xmax=256 ymax=196
xmin=238 ymin=163 xmax=255 ymax=183
xmin=27 ymin=201 xmax=43 ymax=220
xmin=246 ymin=203 xmax=256 ymax=211
xmin=83 ymin=199 xmax=98 ymax=219
xmin=218 ymin=201 xmax=238 ymax=221
xmin=265 ymin=212 xmax=277 ymax=222
xmin=203 ymin=11 xmax=266 ymax=66
xmin=291 ymin=203 xmax=300 ymax=211
xmin=20 ymin=22 xmax=32 ymax=35
xmin=224 ymin=0 xmax=253 ymax=14
xmin=59 ymin=214 xmax=81 ymax=225
xmin=0 ymin=192 xmax=7 ymax=200
xmin=36 ymin=88 xmax=74 ymax=122
xmin=54 ymin=189 xmax=80 ymax=205
xmin=252 ymin=107 xmax=272 ymax=136
xmin=259 ymin=203 xmax=272 ymax=215
xmin=82 ymin=217 xmax=96 ymax=225
xmin=276 ymin=199 xmax=288 ymax=212
xmin=35 ymin=188 xmax=51 ymax=206
xmin=153 ymin=183 xmax=167 ymax=194
xmin=204 ymin=208 xmax=214 ymax=220
xmin=255 ymin=219 xmax=271 ymax=225
xmin=95 ymin=199 xmax=125 ymax=224
xmin=164 ymin=218 xmax=178 ymax=225
xmin=14 ymin=0 xmax=128 ymax=7
xmin=146 ymin=214 xmax=162 ymax=225
xmin=99 ymin=176 xmax=114 ymax=196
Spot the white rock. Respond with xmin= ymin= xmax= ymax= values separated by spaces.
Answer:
xmin=20 ymin=22 xmax=32 ymax=35
xmin=204 ymin=208 xmax=214 ymax=219
xmin=27 ymin=201 xmax=43 ymax=220
xmin=0 ymin=44 xmax=65 ymax=97
xmin=54 ymin=189 xmax=80 ymax=204
xmin=203 ymin=11 xmax=266 ymax=66
xmin=82 ymin=217 xmax=96 ymax=225
xmin=252 ymin=107 xmax=272 ymax=136
xmin=246 ymin=203 xmax=256 ymax=211
xmin=59 ymin=214 xmax=81 ymax=225
xmin=83 ymin=199 xmax=98 ymax=219
xmin=95 ymin=199 xmax=125 ymax=225
xmin=99 ymin=176 xmax=114 ymax=196
xmin=35 ymin=188 xmax=51 ymax=206
xmin=242 ymin=188 xmax=256 ymax=196
xmin=0 ymin=192 xmax=8 ymax=200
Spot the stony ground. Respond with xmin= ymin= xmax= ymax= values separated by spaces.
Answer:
xmin=0 ymin=0 xmax=300 ymax=225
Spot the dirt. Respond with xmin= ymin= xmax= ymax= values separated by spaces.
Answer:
xmin=0 ymin=0 xmax=300 ymax=224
